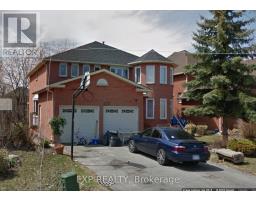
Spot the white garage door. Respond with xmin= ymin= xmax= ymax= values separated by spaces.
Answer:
xmin=60 ymin=106 xmax=99 ymax=143
xmin=103 ymin=106 xmax=139 ymax=134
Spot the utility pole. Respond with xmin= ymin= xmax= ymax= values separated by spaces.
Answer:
xmin=71 ymin=72 xmax=90 ymax=160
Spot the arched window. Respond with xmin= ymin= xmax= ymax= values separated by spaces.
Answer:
xmin=96 ymin=78 xmax=108 ymax=86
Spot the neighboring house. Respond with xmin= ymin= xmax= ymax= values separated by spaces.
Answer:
xmin=28 ymin=41 xmax=176 ymax=143
xmin=168 ymin=50 xmax=222 ymax=130
xmin=168 ymin=50 xmax=197 ymax=116
xmin=168 ymin=50 xmax=255 ymax=131
xmin=0 ymin=87 xmax=28 ymax=135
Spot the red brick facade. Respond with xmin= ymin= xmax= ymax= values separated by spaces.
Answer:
xmin=173 ymin=73 xmax=237 ymax=130
xmin=129 ymin=63 xmax=174 ymax=128
xmin=33 ymin=71 xmax=145 ymax=140
xmin=29 ymin=59 xmax=175 ymax=141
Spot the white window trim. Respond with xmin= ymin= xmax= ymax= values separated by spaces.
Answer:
xmin=160 ymin=98 xmax=167 ymax=119
xmin=160 ymin=65 xmax=167 ymax=84
xmin=94 ymin=65 xmax=101 ymax=71
xmin=82 ymin=64 xmax=90 ymax=74
xmin=71 ymin=63 xmax=79 ymax=77
xmin=146 ymin=65 xmax=155 ymax=84
xmin=59 ymin=63 xmax=67 ymax=77
xmin=146 ymin=98 xmax=155 ymax=119
xmin=170 ymin=67 xmax=174 ymax=85
xmin=134 ymin=66 xmax=141 ymax=84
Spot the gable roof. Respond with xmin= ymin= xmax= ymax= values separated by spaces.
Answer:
xmin=168 ymin=50 xmax=198 ymax=75
xmin=33 ymin=69 xmax=151 ymax=94
xmin=27 ymin=41 xmax=139 ymax=77
xmin=128 ymin=49 xmax=174 ymax=65
xmin=45 ymin=41 xmax=138 ymax=66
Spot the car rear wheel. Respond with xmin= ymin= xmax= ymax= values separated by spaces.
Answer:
xmin=128 ymin=140 xmax=138 ymax=153
xmin=157 ymin=149 xmax=169 ymax=165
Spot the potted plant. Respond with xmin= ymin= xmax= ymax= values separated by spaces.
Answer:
xmin=49 ymin=117 xmax=66 ymax=154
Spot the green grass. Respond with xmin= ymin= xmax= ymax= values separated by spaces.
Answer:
xmin=210 ymin=153 xmax=256 ymax=175
xmin=196 ymin=134 xmax=222 ymax=145
xmin=197 ymin=134 xmax=256 ymax=175
xmin=0 ymin=149 xmax=106 ymax=191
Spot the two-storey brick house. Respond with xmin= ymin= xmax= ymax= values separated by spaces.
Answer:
xmin=28 ymin=41 xmax=176 ymax=143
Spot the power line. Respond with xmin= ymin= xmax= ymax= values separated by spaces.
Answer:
xmin=61 ymin=47 xmax=256 ymax=55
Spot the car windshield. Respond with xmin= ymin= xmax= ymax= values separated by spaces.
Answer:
xmin=163 ymin=128 xmax=194 ymax=140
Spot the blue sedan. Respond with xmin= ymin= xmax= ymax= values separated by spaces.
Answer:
xmin=128 ymin=127 xmax=210 ymax=165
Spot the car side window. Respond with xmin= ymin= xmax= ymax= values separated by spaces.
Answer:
xmin=151 ymin=130 xmax=161 ymax=138
xmin=142 ymin=129 xmax=152 ymax=137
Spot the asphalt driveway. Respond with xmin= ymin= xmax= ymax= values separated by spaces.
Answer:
xmin=65 ymin=146 xmax=256 ymax=191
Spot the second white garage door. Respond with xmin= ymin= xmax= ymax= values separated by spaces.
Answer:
xmin=103 ymin=106 xmax=139 ymax=133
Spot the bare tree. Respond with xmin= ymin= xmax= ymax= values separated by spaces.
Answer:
xmin=0 ymin=39 xmax=77 ymax=129
xmin=39 ymin=39 xmax=77 ymax=57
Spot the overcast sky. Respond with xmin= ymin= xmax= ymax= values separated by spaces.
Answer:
xmin=38 ymin=10 xmax=209 ymax=56
xmin=1 ymin=10 xmax=256 ymax=57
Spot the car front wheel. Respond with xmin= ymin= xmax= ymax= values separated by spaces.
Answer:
xmin=128 ymin=140 xmax=138 ymax=153
xmin=157 ymin=149 xmax=169 ymax=165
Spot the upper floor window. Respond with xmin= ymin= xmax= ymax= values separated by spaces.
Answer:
xmin=160 ymin=65 xmax=167 ymax=84
xmin=170 ymin=67 xmax=174 ymax=84
xmin=135 ymin=66 xmax=141 ymax=84
xmin=94 ymin=65 xmax=101 ymax=71
xmin=110 ymin=66 xmax=129 ymax=79
xmin=146 ymin=98 xmax=154 ymax=119
xmin=123 ymin=68 xmax=128 ymax=78
xmin=59 ymin=63 xmax=67 ymax=77
xmin=82 ymin=64 xmax=90 ymax=74
xmin=146 ymin=65 xmax=155 ymax=84
xmin=71 ymin=63 xmax=79 ymax=77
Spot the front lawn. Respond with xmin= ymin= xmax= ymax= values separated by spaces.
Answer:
xmin=196 ymin=134 xmax=222 ymax=146
xmin=196 ymin=134 xmax=256 ymax=175
xmin=0 ymin=149 xmax=106 ymax=191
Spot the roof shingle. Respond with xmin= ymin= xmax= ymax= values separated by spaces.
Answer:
xmin=45 ymin=41 xmax=138 ymax=66
xmin=129 ymin=49 xmax=174 ymax=65
xmin=168 ymin=50 xmax=198 ymax=75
